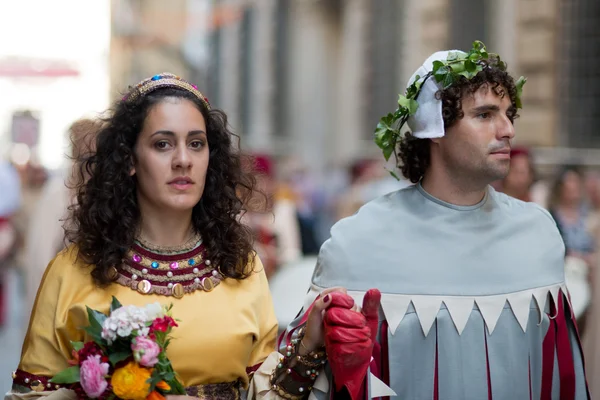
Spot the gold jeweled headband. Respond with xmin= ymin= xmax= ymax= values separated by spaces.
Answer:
xmin=122 ymin=72 xmax=211 ymax=109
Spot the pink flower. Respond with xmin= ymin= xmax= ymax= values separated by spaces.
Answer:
xmin=79 ymin=355 xmax=109 ymax=398
xmin=132 ymin=336 xmax=161 ymax=367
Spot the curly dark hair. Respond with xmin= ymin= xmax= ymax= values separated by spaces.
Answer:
xmin=398 ymin=58 xmax=520 ymax=183
xmin=66 ymin=87 xmax=257 ymax=286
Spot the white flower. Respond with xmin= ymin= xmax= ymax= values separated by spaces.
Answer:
xmin=143 ymin=303 xmax=164 ymax=320
xmin=101 ymin=303 xmax=160 ymax=344
xmin=117 ymin=325 xmax=132 ymax=337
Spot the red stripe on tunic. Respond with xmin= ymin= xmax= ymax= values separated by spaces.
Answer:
xmin=541 ymin=297 xmax=557 ymax=400
xmin=434 ymin=321 xmax=439 ymax=400
xmin=484 ymin=323 xmax=492 ymax=400
xmin=380 ymin=320 xmax=390 ymax=400
xmin=555 ymin=292 xmax=576 ymax=400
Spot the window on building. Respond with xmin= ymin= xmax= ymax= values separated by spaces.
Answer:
xmin=448 ymin=0 xmax=489 ymax=50
xmin=239 ymin=5 xmax=255 ymax=136
xmin=206 ymin=21 xmax=222 ymax=107
xmin=558 ymin=0 xmax=600 ymax=147
xmin=273 ymin=0 xmax=291 ymax=137
xmin=367 ymin=0 xmax=401 ymax=137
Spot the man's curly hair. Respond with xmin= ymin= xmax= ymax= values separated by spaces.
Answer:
xmin=398 ymin=58 xmax=519 ymax=183
xmin=66 ymin=87 xmax=257 ymax=286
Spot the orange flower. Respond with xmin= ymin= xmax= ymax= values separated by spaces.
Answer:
xmin=111 ymin=361 xmax=152 ymax=400
xmin=146 ymin=391 xmax=165 ymax=400
xmin=155 ymin=381 xmax=171 ymax=391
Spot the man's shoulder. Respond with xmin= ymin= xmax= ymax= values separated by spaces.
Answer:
xmin=491 ymin=189 xmax=561 ymax=244
xmin=492 ymin=188 xmax=556 ymax=224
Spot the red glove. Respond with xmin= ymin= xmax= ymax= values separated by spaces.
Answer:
xmin=324 ymin=289 xmax=381 ymax=400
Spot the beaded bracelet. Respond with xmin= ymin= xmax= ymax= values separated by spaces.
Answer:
xmin=269 ymin=328 xmax=327 ymax=399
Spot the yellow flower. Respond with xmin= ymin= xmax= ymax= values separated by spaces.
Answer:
xmin=111 ymin=361 xmax=152 ymax=400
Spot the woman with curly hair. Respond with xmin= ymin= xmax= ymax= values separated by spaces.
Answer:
xmin=8 ymin=73 xmax=333 ymax=400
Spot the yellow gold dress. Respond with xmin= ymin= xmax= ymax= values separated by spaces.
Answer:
xmin=8 ymin=243 xmax=278 ymax=399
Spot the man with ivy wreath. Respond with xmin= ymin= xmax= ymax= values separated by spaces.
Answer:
xmin=263 ymin=42 xmax=589 ymax=400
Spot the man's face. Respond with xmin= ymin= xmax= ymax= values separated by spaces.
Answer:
xmin=435 ymin=83 xmax=516 ymax=185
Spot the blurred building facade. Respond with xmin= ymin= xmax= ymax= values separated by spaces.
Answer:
xmin=109 ymin=0 xmax=600 ymax=173
xmin=109 ymin=0 xmax=211 ymax=99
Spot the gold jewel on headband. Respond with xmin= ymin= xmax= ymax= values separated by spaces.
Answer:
xmin=122 ymin=72 xmax=211 ymax=109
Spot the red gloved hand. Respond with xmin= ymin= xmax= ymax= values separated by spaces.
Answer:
xmin=324 ymin=289 xmax=381 ymax=400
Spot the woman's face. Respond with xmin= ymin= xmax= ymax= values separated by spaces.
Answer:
xmin=132 ymin=98 xmax=209 ymax=214
xmin=560 ymin=170 xmax=583 ymax=205
xmin=504 ymin=154 xmax=533 ymax=191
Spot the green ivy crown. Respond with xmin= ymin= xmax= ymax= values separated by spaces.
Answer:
xmin=374 ymin=41 xmax=527 ymax=178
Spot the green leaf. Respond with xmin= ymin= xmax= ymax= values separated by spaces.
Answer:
xmin=432 ymin=60 xmax=444 ymax=73
xmin=375 ymin=123 xmax=387 ymax=142
xmin=465 ymin=60 xmax=477 ymax=73
xmin=407 ymin=99 xmax=419 ymax=115
xmin=110 ymin=297 xmax=123 ymax=313
xmin=473 ymin=40 xmax=485 ymax=51
xmin=446 ymin=51 xmax=460 ymax=62
xmin=398 ymin=95 xmax=411 ymax=109
xmin=442 ymin=73 xmax=455 ymax=89
xmin=381 ymin=112 xmax=395 ymax=127
xmin=71 ymin=341 xmax=85 ymax=352
xmin=84 ymin=326 xmax=105 ymax=346
xmin=515 ymin=76 xmax=527 ymax=108
xmin=87 ymin=306 xmax=107 ymax=331
xmin=434 ymin=65 xmax=450 ymax=83
xmin=109 ymin=351 xmax=131 ymax=366
xmin=480 ymin=51 xmax=489 ymax=59
xmin=387 ymin=169 xmax=400 ymax=181
xmin=382 ymin=141 xmax=394 ymax=161
xmin=450 ymin=62 xmax=465 ymax=73
xmin=49 ymin=366 xmax=80 ymax=384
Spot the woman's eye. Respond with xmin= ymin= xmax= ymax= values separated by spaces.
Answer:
xmin=477 ymin=112 xmax=490 ymax=119
xmin=190 ymin=141 xmax=204 ymax=149
xmin=155 ymin=141 xmax=170 ymax=149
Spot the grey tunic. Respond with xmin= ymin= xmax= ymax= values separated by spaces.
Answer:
xmin=286 ymin=184 xmax=588 ymax=399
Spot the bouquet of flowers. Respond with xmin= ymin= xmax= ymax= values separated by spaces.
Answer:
xmin=51 ymin=297 xmax=186 ymax=399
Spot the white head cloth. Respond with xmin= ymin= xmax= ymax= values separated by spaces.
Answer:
xmin=407 ymin=50 xmax=466 ymax=139
xmin=0 ymin=160 xmax=21 ymax=217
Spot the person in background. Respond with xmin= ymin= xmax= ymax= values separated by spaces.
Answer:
xmin=21 ymin=118 xmax=103 ymax=317
xmin=585 ymin=171 xmax=600 ymax=212
xmin=499 ymin=146 xmax=535 ymax=202
xmin=0 ymin=160 xmax=21 ymax=328
xmin=548 ymin=166 xmax=595 ymax=268
xmin=243 ymin=154 xmax=302 ymax=278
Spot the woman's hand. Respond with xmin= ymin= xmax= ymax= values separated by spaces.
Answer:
xmin=300 ymin=287 xmax=355 ymax=354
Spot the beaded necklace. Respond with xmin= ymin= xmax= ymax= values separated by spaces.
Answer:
xmin=112 ymin=236 xmax=222 ymax=298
